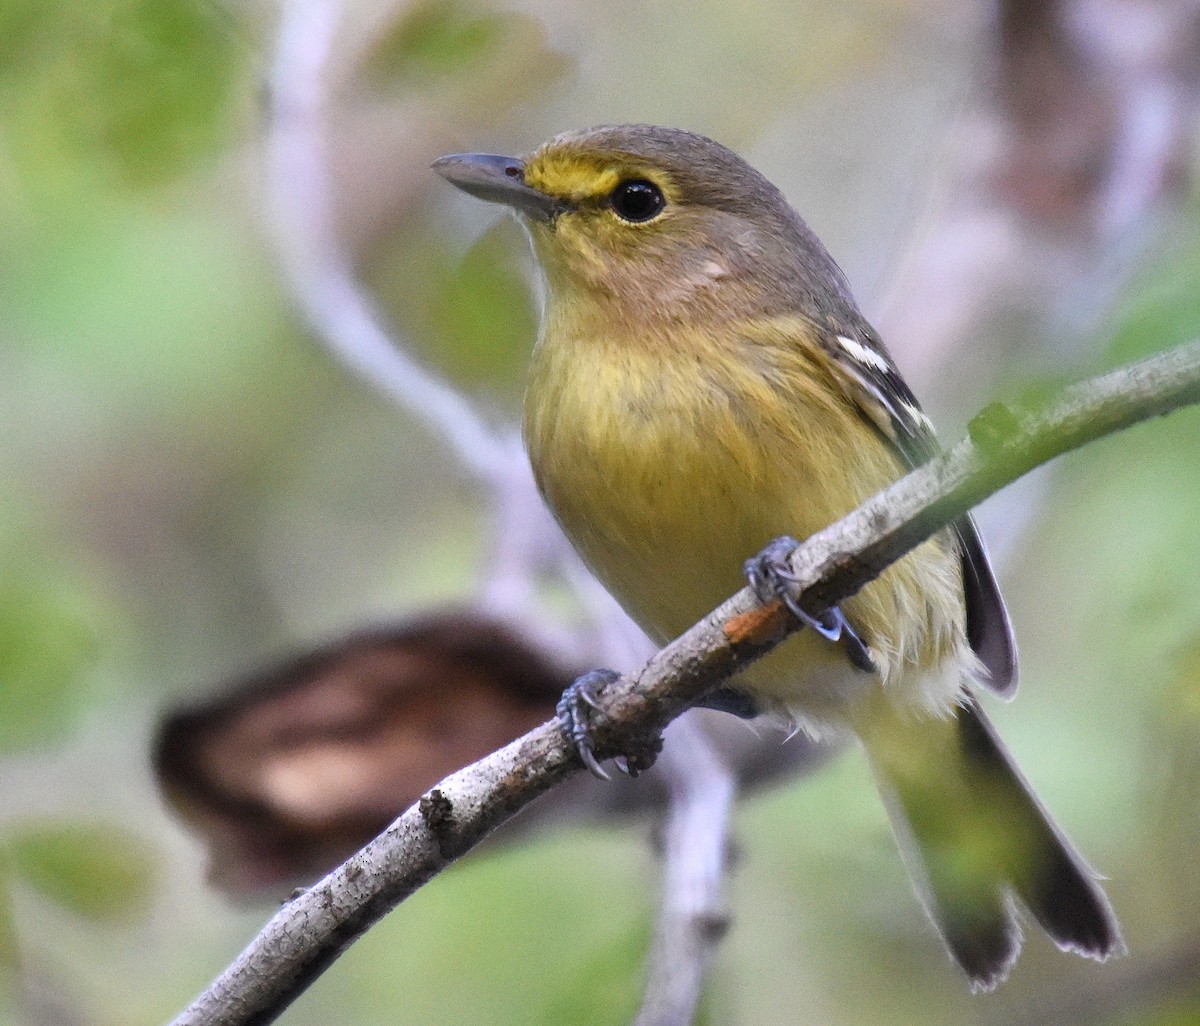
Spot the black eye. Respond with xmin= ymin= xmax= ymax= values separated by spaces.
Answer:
xmin=610 ymin=179 xmax=665 ymax=222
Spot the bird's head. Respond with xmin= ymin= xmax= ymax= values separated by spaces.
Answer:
xmin=434 ymin=124 xmax=853 ymax=326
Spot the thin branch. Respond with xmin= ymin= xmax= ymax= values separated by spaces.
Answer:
xmin=266 ymin=0 xmax=521 ymax=483
xmin=169 ymin=340 xmax=1200 ymax=1026
xmin=633 ymin=717 xmax=736 ymax=1026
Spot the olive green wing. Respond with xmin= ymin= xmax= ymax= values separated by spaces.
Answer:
xmin=819 ymin=324 xmax=1018 ymax=697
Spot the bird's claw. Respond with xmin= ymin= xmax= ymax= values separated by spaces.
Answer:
xmin=557 ymin=668 xmax=622 ymax=780
xmin=745 ymin=535 xmax=878 ymax=674
xmin=574 ymin=677 xmax=603 ymax=710
xmin=822 ymin=607 xmax=878 ymax=673
xmin=557 ymin=669 xmax=663 ymax=779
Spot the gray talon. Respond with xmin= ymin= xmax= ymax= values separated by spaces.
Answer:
xmin=557 ymin=668 xmax=622 ymax=780
xmin=579 ymin=746 xmax=611 ymax=781
xmin=576 ymin=682 xmax=603 ymax=710
xmin=745 ymin=535 xmax=878 ymax=674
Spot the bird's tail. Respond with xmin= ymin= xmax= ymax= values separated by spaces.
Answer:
xmin=861 ymin=694 xmax=1122 ymax=991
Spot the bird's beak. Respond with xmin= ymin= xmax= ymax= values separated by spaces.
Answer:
xmin=432 ymin=153 xmax=563 ymax=221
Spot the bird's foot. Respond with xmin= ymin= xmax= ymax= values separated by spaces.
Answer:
xmin=744 ymin=535 xmax=877 ymax=673
xmin=557 ymin=669 xmax=661 ymax=779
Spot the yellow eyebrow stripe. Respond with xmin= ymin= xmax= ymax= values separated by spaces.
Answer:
xmin=524 ymin=156 xmax=623 ymax=204
xmin=523 ymin=150 xmax=679 ymax=207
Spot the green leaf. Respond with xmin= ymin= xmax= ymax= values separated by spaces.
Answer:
xmin=365 ymin=0 xmax=570 ymax=107
xmin=0 ymin=0 xmax=243 ymax=190
xmin=538 ymin=916 xmax=650 ymax=1026
xmin=366 ymin=0 xmax=507 ymax=84
xmin=0 ymin=571 xmax=97 ymax=753
xmin=75 ymin=0 xmax=242 ymax=186
xmin=5 ymin=821 xmax=157 ymax=923
xmin=1109 ymin=217 xmax=1200 ymax=365
xmin=0 ymin=870 xmax=18 ymax=972
xmin=429 ymin=222 xmax=537 ymax=390
xmin=0 ymin=901 xmax=14 ymax=1026
xmin=0 ymin=0 xmax=42 ymax=70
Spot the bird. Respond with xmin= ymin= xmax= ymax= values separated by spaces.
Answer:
xmin=433 ymin=124 xmax=1121 ymax=990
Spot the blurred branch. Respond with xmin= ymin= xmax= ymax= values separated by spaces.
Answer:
xmin=264 ymin=0 xmax=646 ymax=679
xmin=266 ymin=0 xmax=519 ymax=482
xmin=267 ymin=0 xmax=583 ymax=655
xmin=633 ymin=717 xmax=736 ymax=1026
xmin=168 ymin=341 xmax=1200 ymax=1026
xmin=883 ymin=0 xmax=1200 ymax=388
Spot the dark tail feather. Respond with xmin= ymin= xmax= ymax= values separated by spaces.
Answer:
xmin=930 ymin=884 xmax=1020 ymax=993
xmin=956 ymin=700 xmax=1122 ymax=960
xmin=866 ymin=696 xmax=1122 ymax=990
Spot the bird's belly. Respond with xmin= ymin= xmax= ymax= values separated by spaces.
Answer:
xmin=556 ymin=482 xmax=896 ymax=729
xmin=525 ymin=335 xmax=968 ymax=727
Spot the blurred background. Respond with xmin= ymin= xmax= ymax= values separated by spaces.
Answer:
xmin=4 ymin=0 xmax=1200 ymax=1023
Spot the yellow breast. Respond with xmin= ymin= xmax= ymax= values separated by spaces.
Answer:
xmin=524 ymin=311 xmax=968 ymax=723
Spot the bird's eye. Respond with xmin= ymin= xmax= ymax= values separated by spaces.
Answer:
xmin=610 ymin=180 xmax=665 ymax=223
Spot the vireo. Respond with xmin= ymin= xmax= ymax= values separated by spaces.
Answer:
xmin=434 ymin=125 xmax=1120 ymax=990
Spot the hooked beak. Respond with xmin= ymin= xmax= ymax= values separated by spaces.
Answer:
xmin=432 ymin=153 xmax=563 ymax=221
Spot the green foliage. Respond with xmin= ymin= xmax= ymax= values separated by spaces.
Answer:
xmin=368 ymin=0 xmax=508 ymax=83
xmin=0 ymin=881 xmax=16 ymax=970
xmin=430 ymin=223 xmax=538 ymax=388
xmin=0 ymin=0 xmax=40 ymax=68
xmin=1111 ymin=999 xmax=1200 ymax=1026
xmin=0 ymin=566 xmax=97 ymax=753
xmin=4 ymin=821 xmax=156 ymax=923
xmin=364 ymin=0 xmax=569 ymax=107
xmin=539 ymin=916 xmax=650 ymax=1026
xmin=1110 ymin=212 xmax=1200 ymax=364
xmin=367 ymin=217 xmax=536 ymax=399
xmin=0 ymin=0 xmax=243 ymax=190
xmin=0 ymin=885 xmax=14 ymax=1026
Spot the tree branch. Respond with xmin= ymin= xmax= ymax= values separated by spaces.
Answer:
xmin=168 ymin=339 xmax=1200 ymax=1026
xmin=266 ymin=0 xmax=520 ymax=481
xmin=632 ymin=717 xmax=737 ymax=1026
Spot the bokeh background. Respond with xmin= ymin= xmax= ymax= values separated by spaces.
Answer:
xmin=5 ymin=0 xmax=1200 ymax=1023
